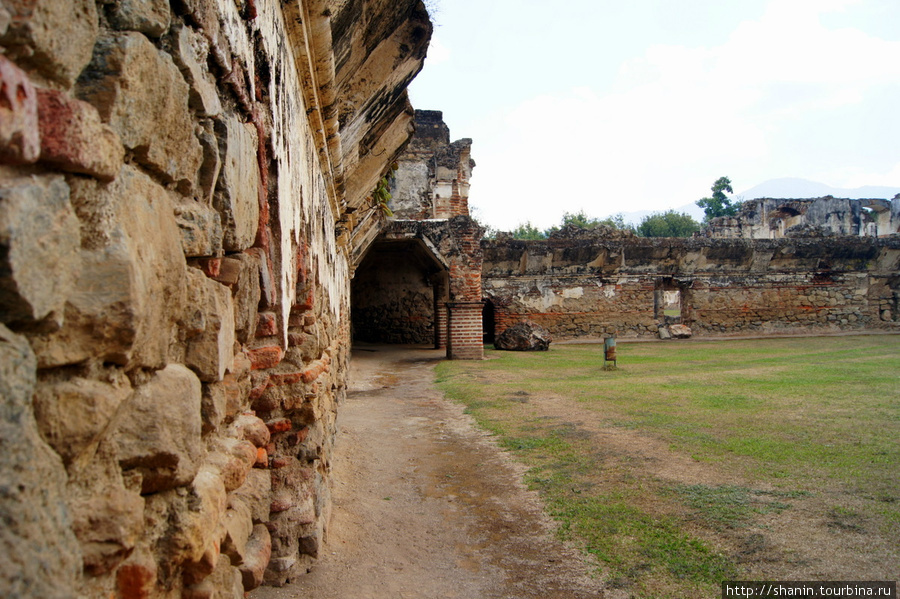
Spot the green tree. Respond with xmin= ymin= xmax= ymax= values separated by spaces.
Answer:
xmin=544 ymin=211 xmax=633 ymax=236
xmin=636 ymin=210 xmax=701 ymax=237
xmin=696 ymin=176 xmax=742 ymax=221
xmin=510 ymin=221 xmax=547 ymax=240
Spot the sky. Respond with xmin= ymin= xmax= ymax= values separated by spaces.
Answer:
xmin=407 ymin=0 xmax=900 ymax=232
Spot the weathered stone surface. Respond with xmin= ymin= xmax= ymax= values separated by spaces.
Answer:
xmin=113 ymin=364 xmax=203 ymax=493
xmin=231 ymin=413 xmax=271 ymax=448
xmin=115 ymin=549 xmax=158 ymax=599
xmin=184 ymin=268 xmax=236 ymax=382
xmin=108 ymin=0 xmax=171 ymax=37
xmin=29 ymin=167 xmax=186 ymax=368
xmin=0 ymin=55 xmax=39 ymax=164
xmin=495 ymin=320 xmax=552 ymax=351
xmin=183 ymin=555 xmax=243 ymax=599
xmin=170 ymin=24 xmax=222 ymax=117
xmin=0 ymin=325 xmax=81 ymax=599
xmin=69 ymin=483 xmax=144 ymax=575
xmin=36 ymin=87 xmax=124 ymax=180
xmin=0 ymin=0 xmax=98 ymax=86
xmin=229 ymin=252 xmax=262 ymax=343
xmin=76 ymin=32 xmax=203 ymax=188
xmin=176 ymin=199 xmax=224 ymax=257
xmin=207 ymin=437 xmax=257 ymax=493
xmin=197 ymin=119 xmax=222 ymax=204
xmin=231 ymin=469 xmax=271 ymax=524
xmin=214 ymin=114 xmax=261 ymax=251
xmin=240 ymin=524 xmax=272 ymax=591
xmin=222 ymin=499 xmax=253 ymax=564
xmin=668 ymin=323 xmax=692 ymax=338
xmin=0 ymin=173 xmax=79 ymax=323
xmin=32 ymin=375 xmax=131 ymax=466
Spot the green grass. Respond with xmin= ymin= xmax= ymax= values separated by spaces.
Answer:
xmin=435 ymin=335 xmax=900 ymax=598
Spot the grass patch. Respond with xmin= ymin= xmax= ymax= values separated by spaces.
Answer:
xmin=435 ymin=335 xmax=900 ymax=597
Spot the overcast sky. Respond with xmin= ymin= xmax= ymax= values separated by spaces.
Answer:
xmin=407 ymin=0 xmax=900 ymax=231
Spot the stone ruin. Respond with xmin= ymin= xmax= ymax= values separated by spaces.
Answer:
xmin=703 ymin=196 xmax=900 ymax=239
xmin=1 ymin=0 xmax=898 ymax=597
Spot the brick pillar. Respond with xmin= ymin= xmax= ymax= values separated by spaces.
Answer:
xmin=435 ymin=301 xmax=448 ymax=349
xmin=446 ymin=301 xmax=484 ymax=360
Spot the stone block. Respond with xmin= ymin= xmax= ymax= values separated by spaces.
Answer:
xmin=231 ymin=469 xmax=271 ymax=524
xmin=0 ymin=55 xmax=39 ymax=164
xmin=221 ymin=499 xmax=253 ymax=564
xmin=36 ymin=87 xmax=124 ymax=180
xmin=29 ymin=167 xmax=186 ymax=369
xmin=197 ymin=119 xmax=222 ymax=204
xmin=231 ymin=413 xmax=271 ymax=448
xmin=183 ymin=555 xmax=243 ymax=599
xmin=0 ymin=325 xmax=81 ymax=598
xmin=0 ymin=0 xmax=98 ymax=86
xmin=184 ymin=269 xmax=236 ymax=382
xmin=207 ymin=437 xmax=256 ymax=493
xmin=69 ymin=484 xmax=144 ymax=575
xmin=76 ymin=32 xmax=203 ymax=188
xmin=32 ymin=376 xmax=131 ymax=466
xmin=170 ymin=24 xmax=222 ymax=117
xmin=214 ymin=115 xmax=261 ymax=251
xmin=175 ymin=199 xmax=224 ymax=258
xmin=231 ymin=252 xmax=261 ymax=344
xmin=239 ymin=524 xmax=271 ymax=591
xmin=108 ymin=0 xmax=171 ymax=37
xmin=113 ymin=364 xmax=203 ymax=494
xmin=0 ymin=173 xmax=79 ymax=323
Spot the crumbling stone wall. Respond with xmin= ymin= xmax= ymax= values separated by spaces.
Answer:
xmin=0 ymin=0 xmax=430 ymax=597
xmin=704 ymin=196 xmax=900 ymax=239
xmin=483 ymin=232 xmax=900 ymax=340
xmin=352 ymin=110 xmax=484 ymax=358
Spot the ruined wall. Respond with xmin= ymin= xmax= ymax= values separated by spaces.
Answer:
xmin=705 ymin=196 xmax=900 ymax=239
xmin=0 ymin=0 xmax=430 ymax=597
xmin=483 ymin=232 xmax=900 ymax=340
xmin=351 ymin=109 xmax=484 ymax=358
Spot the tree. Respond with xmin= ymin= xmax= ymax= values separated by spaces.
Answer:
xmin=509 ymin=221 xmax=546 ymax=240
xmin=696 ymin=176 xmax=742 ymax=221
xmin=636 ymin=210 xmax=701 ymax=237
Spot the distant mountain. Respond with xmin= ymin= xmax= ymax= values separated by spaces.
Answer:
xmin=736 ymin=178 xmax=900 ymax=201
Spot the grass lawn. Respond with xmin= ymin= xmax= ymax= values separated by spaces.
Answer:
xmin=435 ymin=335 xmax=900 ymax=599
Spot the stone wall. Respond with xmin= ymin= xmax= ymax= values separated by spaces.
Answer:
xmin=0 ymin=0 xmax=430 ymax=597
xmin=704 ymin=196 xmax=900 ymax=239
xmin=483 ymin=231 xmax=900 ymax=340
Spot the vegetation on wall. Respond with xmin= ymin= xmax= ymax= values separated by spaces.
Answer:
xmin=505 ymin=209 xmax=700 ymax=239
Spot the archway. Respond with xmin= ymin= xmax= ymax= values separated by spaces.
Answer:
xmin=351 ymin=237 xmax=449 ymax=346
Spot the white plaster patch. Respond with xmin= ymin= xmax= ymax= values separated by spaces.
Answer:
xmin=561 ymin=287 xmax=584 ymax=299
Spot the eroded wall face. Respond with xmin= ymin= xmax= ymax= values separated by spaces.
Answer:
xmin=483 ymin=237 xmax=900 ymax=340
xmin=0 ymin=0 xmax=428 ymax=596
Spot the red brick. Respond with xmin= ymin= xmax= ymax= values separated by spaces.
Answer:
xmin=247 ymin=345 xmax=284 ymax=370
xmin=0 ymin=55 xmax=39 ymax=165
xmin=266 ymin=418 xmax=292 ymax=434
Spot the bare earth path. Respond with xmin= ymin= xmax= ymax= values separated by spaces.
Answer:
xmin=250 ymin=346 xmax=604 ymax=599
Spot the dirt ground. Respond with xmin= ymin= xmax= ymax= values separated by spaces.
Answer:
xmin=250 ymin=345 xmax=606 ymax=599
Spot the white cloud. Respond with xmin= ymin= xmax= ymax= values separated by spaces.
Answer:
xmin=469 ymin=0 xmax=900 ymax=231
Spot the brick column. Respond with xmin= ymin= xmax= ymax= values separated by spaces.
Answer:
xmin=446 ymin=301 xmax=484 ymax=360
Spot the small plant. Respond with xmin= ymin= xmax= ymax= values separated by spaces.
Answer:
xmin=370 ymin=163 xmax=398 ymax=217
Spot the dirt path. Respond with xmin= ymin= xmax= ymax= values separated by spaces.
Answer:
xmin=250 ymin=346 xmax=605 ymax=599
